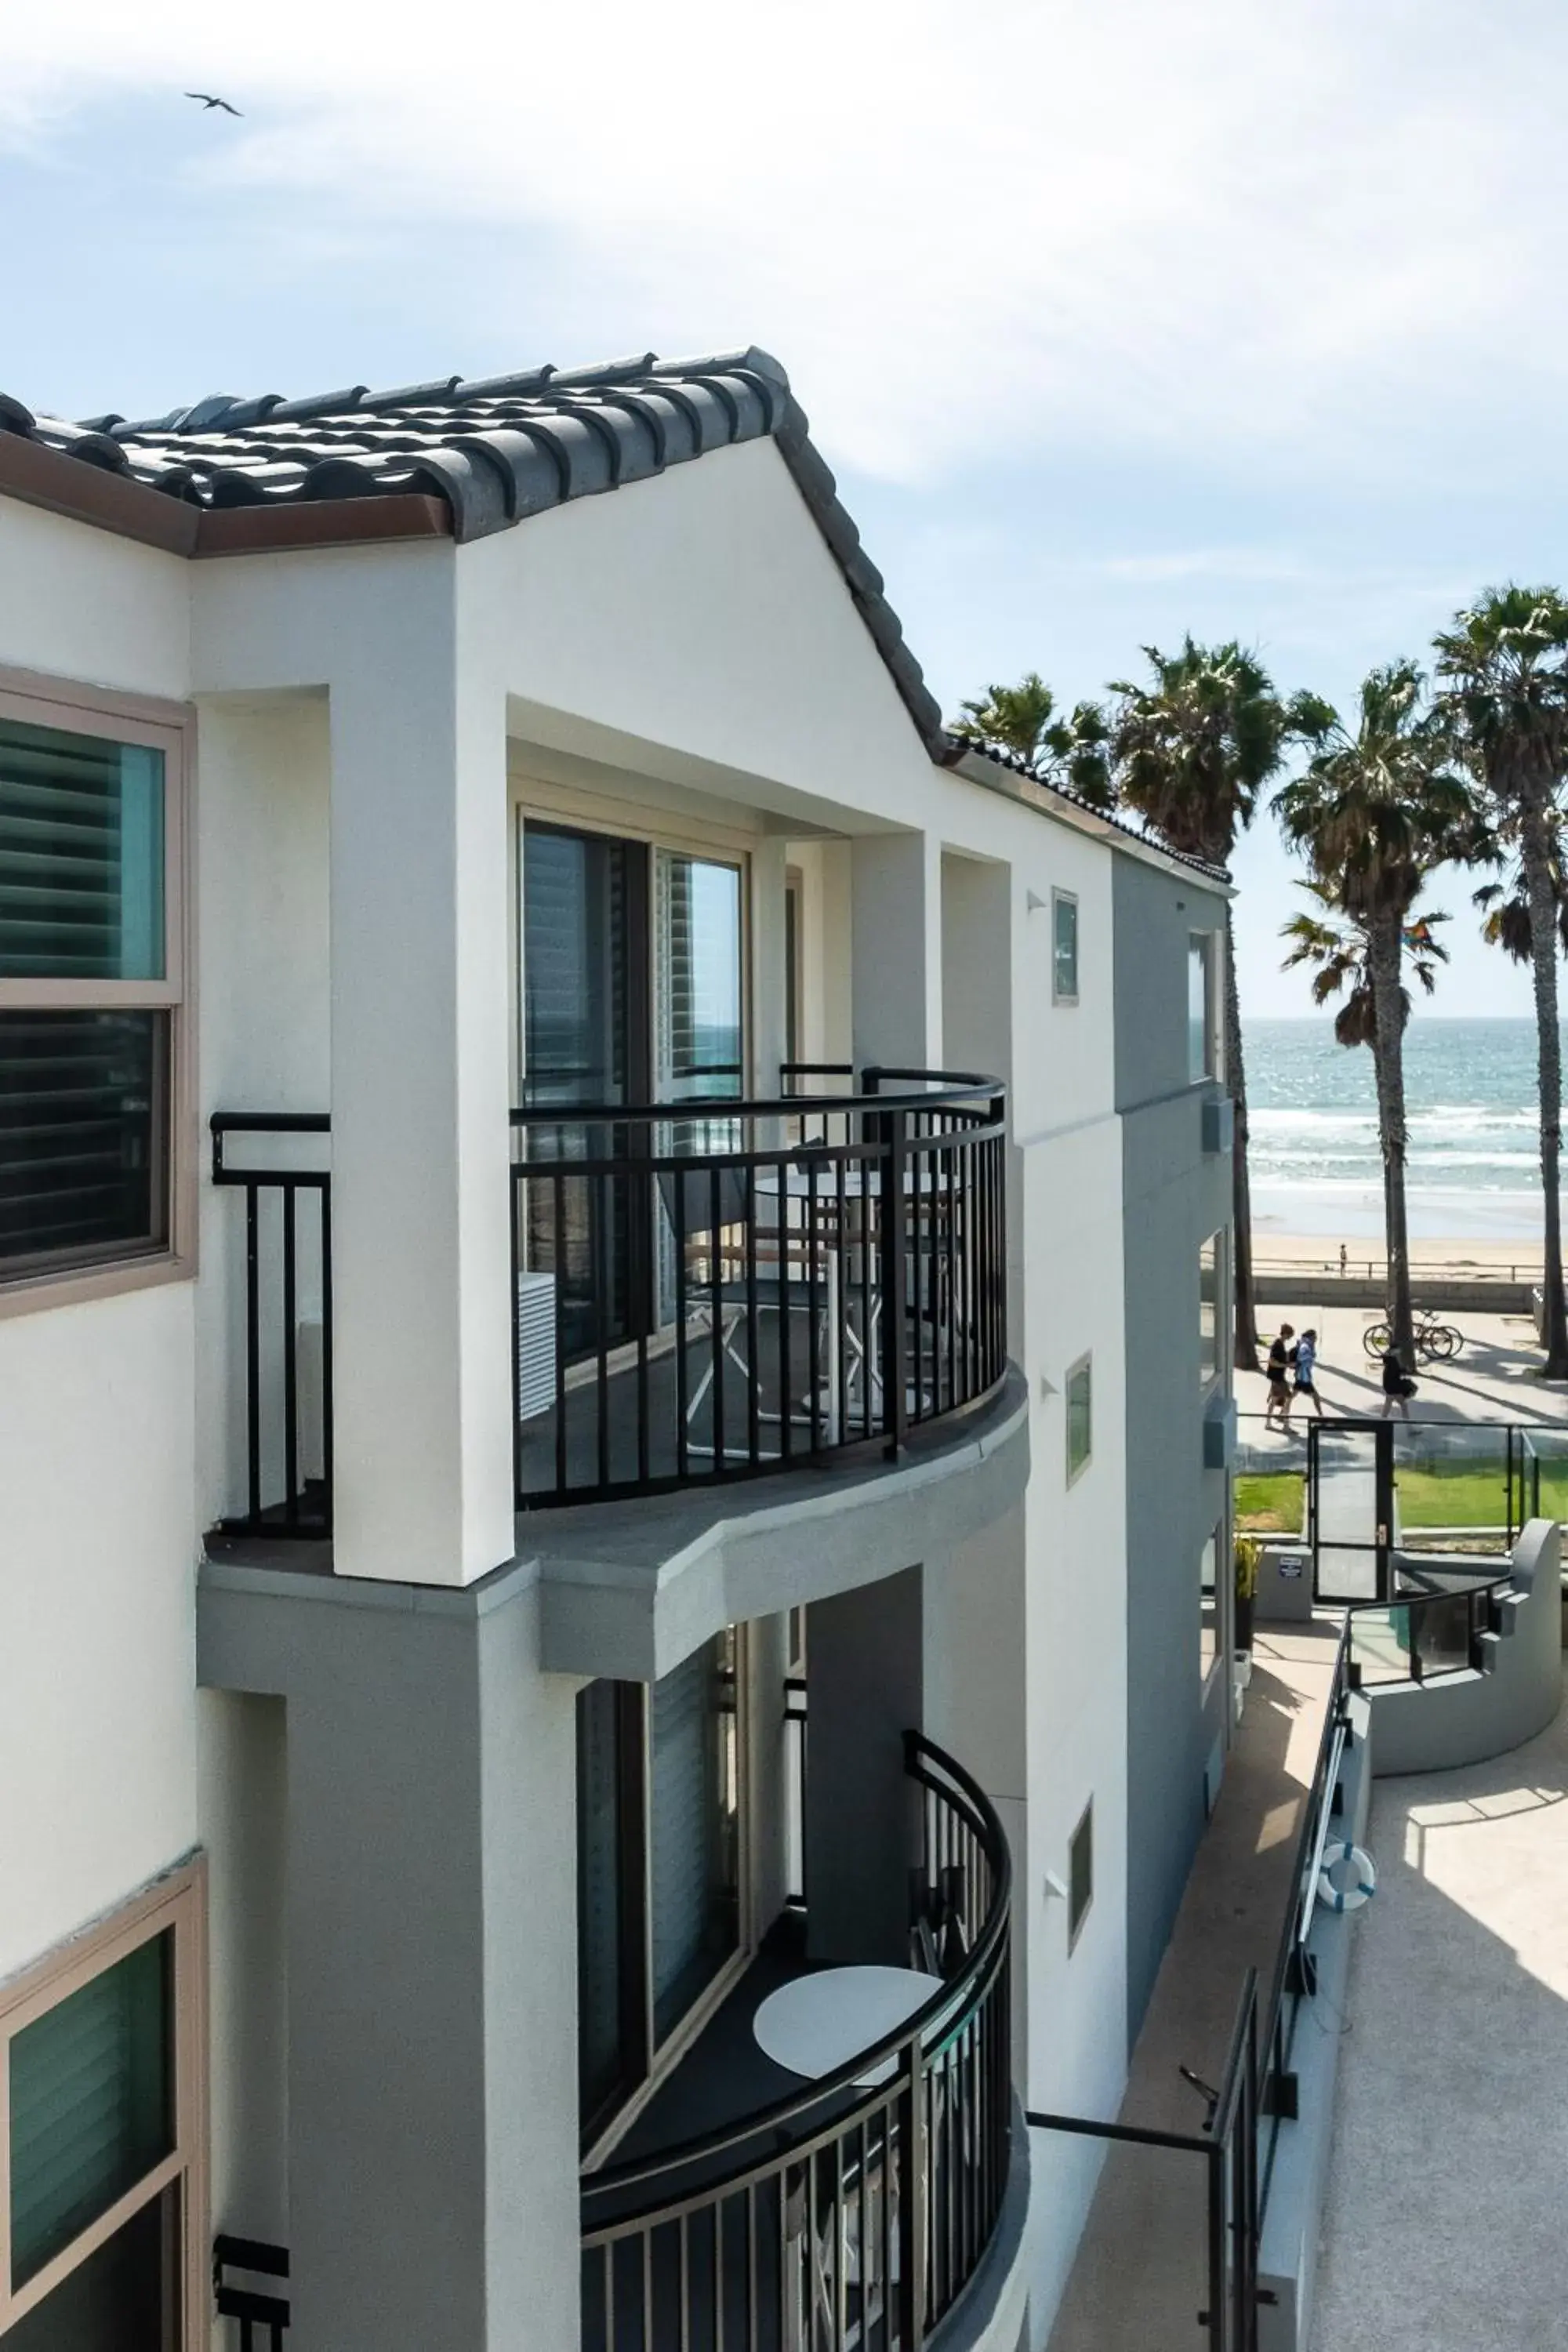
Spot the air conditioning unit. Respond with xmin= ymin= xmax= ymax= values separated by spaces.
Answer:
xmin=517 ymin=1272 xmax=558 ymax=1419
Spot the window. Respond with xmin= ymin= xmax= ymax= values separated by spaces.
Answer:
xmin=1200 ymin=1527 xmax=1220 ymax=1683
xmin=1051 ymin=891 xmax=1079 ymax=1004
xmin=576 ymin=1631 xmax=746 ymax=2151
xmin=0 ymin=1864 xmax=204 ymax=2344
xmin=1068 ymin=1800 xmax=1094 ymax=1950
xmin=1188 ymin=931 xmax=1217 ymax=1081
xmin=1065 ymin=1354 xmax=1092 ymax=1484
xmin=1200 ymin=1232 xmax=1222 ymax=1388
xmin=0 ymin=681 xmax=190 ymax=1303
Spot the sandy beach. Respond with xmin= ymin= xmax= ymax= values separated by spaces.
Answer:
xmin=1254 ymin=1232 xmax=1541 ymax=1278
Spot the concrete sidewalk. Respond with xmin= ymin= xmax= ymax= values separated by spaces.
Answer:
xmin=1239 ymin=1304 xmax=1568 ymax=1435
xmin=1311 ymin=1698 xmax=1568 ymax=2352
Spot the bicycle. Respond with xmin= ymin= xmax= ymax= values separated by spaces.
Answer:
xmin=1362 ymin=1315 xmax=1463 ymax=1365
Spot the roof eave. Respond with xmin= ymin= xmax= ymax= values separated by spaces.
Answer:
xmin=945 ymin=745 xmax=1234 ymax=893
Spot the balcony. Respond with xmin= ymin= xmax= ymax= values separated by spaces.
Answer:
xmin=209 ymin=1069 xmax=1012 ymax=1544
xmin=580 ymin=1733 xmax=1017 ymax=2352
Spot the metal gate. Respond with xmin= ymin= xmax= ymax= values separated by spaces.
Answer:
xmin=1307 ymin=1419 xmax=1394 ymax=1603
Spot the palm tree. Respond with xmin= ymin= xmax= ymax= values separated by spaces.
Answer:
xmin=1282 ymin=887 xmax=1451 ymax=1046
xmin=1434 ymin=588 xmax=1568 ymax=1377
xmin=1472 ymin=816 xmax=1568 ymax=962
xmin=953 ymin=672 xmax=1114 ymax=808
xmin=1111 ymin=638 xmax=1307 ymax=1369
xmin=1275 ymin=662 xmax=1477 ymax=1357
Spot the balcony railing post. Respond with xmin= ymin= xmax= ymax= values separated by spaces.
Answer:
xmin=884 ymin=1107 xmax=909 ymax=1459
xmin=899 ymin=2028 xmax=927 ymax=2350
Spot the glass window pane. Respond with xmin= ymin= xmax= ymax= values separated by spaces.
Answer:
xmin=6 ymin=2183 xmax=176 ymax=2352
xmin=1188 ymin=936 xmax=1213 ymax=1080
xmin=650 ymin=1632 xmax=739 ymax=2042
xmin=0 ymin=720 xmax=165 ymax=982
xmin=655 ymin=852 xmax=742 ymax=1101
xmin=0 ymin=1011 xmax=169 ymax=1277
xmin=1200 ymin=1233 xmax=1219 ymax=1386
xmin=1066 ymin=1358 xmax=1092 ymax=1481
xmin=10 ymin=1933 xmax=173 ymax=2288
xmin=1053 ymin=895 xmax=1078 ymax=1000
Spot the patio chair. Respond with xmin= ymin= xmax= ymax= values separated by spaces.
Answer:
xmin=656 ymin=1160 xmax=840 ymax=1460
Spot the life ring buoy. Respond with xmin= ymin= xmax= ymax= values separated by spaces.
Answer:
xmin=1316 ymin=1840 xmax=1376 ymax=1914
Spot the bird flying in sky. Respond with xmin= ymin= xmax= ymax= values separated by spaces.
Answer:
xmin=185 ymin=93 xmax=241 ymax=116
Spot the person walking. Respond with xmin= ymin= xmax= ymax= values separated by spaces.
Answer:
xmin=1381 ymin=1342 xmax=1417 ymax=1421
xmin=1292 ymin=1326 xmax=1325 ymax=1421
xmin=1265 ymin=1323 xmax=1295 ymax=1432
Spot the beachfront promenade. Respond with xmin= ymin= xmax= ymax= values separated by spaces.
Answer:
xmin=1236 ymin=1297 xmax=1565 ymax=1431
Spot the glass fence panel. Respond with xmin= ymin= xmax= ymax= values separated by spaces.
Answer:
xmin=1392 ymin=1424 xmax=1510 ymax=1554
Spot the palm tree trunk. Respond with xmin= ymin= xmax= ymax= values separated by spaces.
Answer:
xmin=1224 ymin=907 xmax=1260 ymax=1370
xmin=1367 ymin=911 xmax=1414 ymax=1357
xmin=1520 ymin=785 xmax=1568 ymax=1376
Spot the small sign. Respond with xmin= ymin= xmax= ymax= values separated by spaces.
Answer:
xmin=1279 ymin=1556 xmax=1305 ymax=1581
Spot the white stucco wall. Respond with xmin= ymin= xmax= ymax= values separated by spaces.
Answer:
xmin=0 ymin=504 xmax=198 ymax=1984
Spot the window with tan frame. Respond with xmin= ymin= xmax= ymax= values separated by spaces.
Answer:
xmin=0 ymin=1860 xmax=206 ymax=2347
xmin=0 ymin=670 xmax=194 ymax=1313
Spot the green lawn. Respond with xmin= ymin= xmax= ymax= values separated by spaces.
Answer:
xmin=1396 ymin=1462 xmax=1508 ymax=1532
xmin=1235 ymin=1472 xmax=1305 ymax=1534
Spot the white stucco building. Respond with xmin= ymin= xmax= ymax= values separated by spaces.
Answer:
xmin=0 ymin=350 xmax=1234 ymax=2352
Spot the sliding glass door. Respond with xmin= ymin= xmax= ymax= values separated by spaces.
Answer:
xmin=519 ymin=821 xmax=745 ymax=1359
xmin=575 ymin=1632 xmax=743 ymax=2148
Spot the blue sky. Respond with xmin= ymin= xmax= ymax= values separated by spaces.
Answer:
xmin=5 ymin=3 xmax=1565 ymax=1022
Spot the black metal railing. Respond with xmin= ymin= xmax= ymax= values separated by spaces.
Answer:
xmin=1255 ymin=1622 xmax=1352 ymax=2212
xmin=211 ymin=1115 xmax=332 ymax=1540
xmin=579 ymin=1732 xmax=1012 ymax=2352
xmin=1028 ymin=1969 xmax=1264 ymax=2352
xmin=210 ymin=1072 xmax=1007 ymax=1537
xmin=214 ymin=2236 xmax=290 ymax=2349
xmin=1236 ymin=1412 xmax=1568 ymax=1565
xmin=511 ymin=1069 xmax=1008 ymax=1507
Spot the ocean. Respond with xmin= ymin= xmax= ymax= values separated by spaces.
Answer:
xmin=1245 ymin=1018 xmax=1544 ymax=1243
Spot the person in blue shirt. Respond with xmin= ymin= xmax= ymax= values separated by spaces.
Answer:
xmin=1292 ymin=1327 xmax=1324 ymax=1421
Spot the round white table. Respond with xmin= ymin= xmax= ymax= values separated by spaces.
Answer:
xmin=753 ymin=1964 xmax=942 ymax=2087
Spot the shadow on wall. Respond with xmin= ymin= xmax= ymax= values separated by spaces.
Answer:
xmin=1367 ymin=1521 xmax=1562 ymax=1778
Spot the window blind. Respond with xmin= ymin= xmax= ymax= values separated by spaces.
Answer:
xmin=575 ymin=1684 xmax=629 ymax=2120
xmin=0 ymin=1011 xmax=166 ymax=1273
xmin=9 ymin=1933 xmax=172 ymax=2288
xmin=0 ymin=719 xmax=164 ymax=982
xmin=649 ymin=1637 xmax=737 ymax=2042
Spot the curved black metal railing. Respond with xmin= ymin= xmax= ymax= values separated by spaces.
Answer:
xmin=209 ymin=1071 xmax=1007 ymax=1536
xmin=579 ymin=1733 xmax=1013 ymax=2352
xmin=511 ymin=1069 xmax=1008 ymax=1507
xmin=1345 ymin=1566 xmax=1517 ymax=1687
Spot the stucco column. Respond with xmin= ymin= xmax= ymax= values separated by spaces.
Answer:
xmin=850 ymin=833 xmax=942 ymax=1074
xmin=198 ymin=1563 xmax=582 ymax=2352
xmin=328 ymin=659 xmax=515 ymax=1584
xmin=750 ymin=835 xmax=789 ymax=1091
xmin=805 ymin=1566 xmax=924 ymax=1965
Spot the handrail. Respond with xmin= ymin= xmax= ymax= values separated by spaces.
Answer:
xmin=583 ymin=1730 xmax=1010 ymax=2206
xmin=512 ymin=1067 xmax=1006 ymax=1124
xmin=579 ymin=1728 xmax=1012 ymax=2352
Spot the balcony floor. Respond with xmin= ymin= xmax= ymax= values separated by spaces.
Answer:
xmin=601 ymin=1925 xmax=818 ymax=2180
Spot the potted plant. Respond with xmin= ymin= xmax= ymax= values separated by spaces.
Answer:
xmin=1233 ymin=1533 xmax=1261 ymax=1656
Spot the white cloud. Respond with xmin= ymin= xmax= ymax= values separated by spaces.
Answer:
xmin=4 ymin=0 xmax=1568 ymax=485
